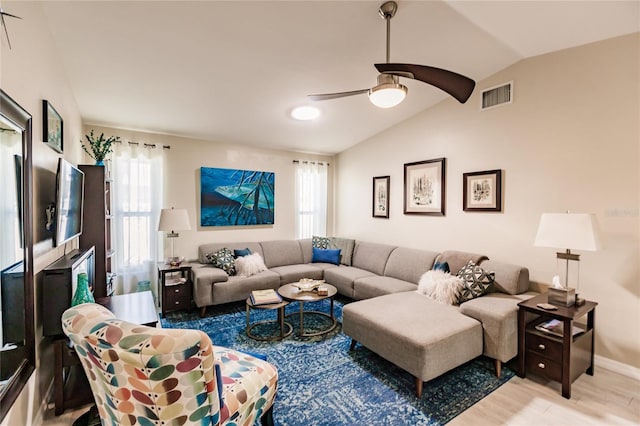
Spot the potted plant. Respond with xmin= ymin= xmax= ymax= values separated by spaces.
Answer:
xmin=81 ymin=130 xmax=120 ymax=165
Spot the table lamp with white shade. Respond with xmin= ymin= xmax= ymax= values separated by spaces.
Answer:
xmin=158 ymin=207 xmax=191 ymax=266
xmin=534 ymin=212 xmax=600 ymax=306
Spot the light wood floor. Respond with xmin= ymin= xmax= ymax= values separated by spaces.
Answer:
xmin=41 ymin=367 xmax=639 ymax=425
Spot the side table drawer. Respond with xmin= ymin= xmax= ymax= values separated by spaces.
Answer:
xmin=526 ymin=332 xmax=563 ymax=360
xmin=526 ymin=351 xmax=562 ymax=382
xmin=164 ymin=284 xmax=191 ymax=311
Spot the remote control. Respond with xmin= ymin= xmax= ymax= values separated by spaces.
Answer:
xmin=537 ymin=303 xmax=558 ymax=310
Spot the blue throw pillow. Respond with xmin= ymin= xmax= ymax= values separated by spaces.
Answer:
xmin=312 ymin=248 xmax=341 ymax=265
xmin=234 ymin=248 xmax=252 ymax=258
xmin=433 ymin=261 xmax=450 ymax=273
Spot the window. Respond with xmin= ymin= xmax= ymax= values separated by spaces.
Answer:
xmin=294 ymin=161 xmax=328 ymax=238
xmin=112 ymin=144 xmax=163 ymax=293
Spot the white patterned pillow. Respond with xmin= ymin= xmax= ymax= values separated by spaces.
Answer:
xmin=206 ymin=247 xmax=236 ymax=276
xmin=235 ymin=253 xmax=268 ymax=278
xmin=456 ymin=260 xmax=495 ymax=303
xmin=417 ymin=270 xmax=464 ymax=305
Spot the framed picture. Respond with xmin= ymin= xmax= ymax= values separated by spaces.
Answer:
xmin=43 ymin=100 xmax=63 ymax=153
xmin=200 ymin=166 xmax=275 ymax=226
xmin=463 ymin=169 xmax=502 ymax=212
xmin=404 ymin=158 xmax=446 ymax=215
xmin=372 ymin=176 xmax=390 ymax=218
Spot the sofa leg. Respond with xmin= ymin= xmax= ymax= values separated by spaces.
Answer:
xmin=494 ymin=359 xmax=501 ymax=378
xmin=199 ymin=307 xmax=206 ymax=318
xmin=260 ymin=404 xmax=274 ymax=426
xmin=349 ymin=339 xmax=357 ymax=351
xmin=415 ymin=377 xmax=423 ymax=398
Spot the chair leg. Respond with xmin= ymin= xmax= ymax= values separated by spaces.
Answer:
xmin=494 ymin=359 xmax=502 ymax=378
xmin=415 ymin=377 xmax=423 ymax=398
xmin=260 ymin=404 xmax=274 ymax=426
xmin=349 ymin=339 xmax=357 ymax=351
xmin=199 ymin=306 xmax=207 ymax=318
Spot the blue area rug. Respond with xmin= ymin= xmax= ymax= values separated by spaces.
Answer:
xmin=161 ymin=297 xmax=514 ymax=425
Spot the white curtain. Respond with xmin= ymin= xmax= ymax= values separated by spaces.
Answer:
xmin=294 ymin=161 xmax=328 ymax=238
xmin=112 ymin=142 xmax=163 ymax=298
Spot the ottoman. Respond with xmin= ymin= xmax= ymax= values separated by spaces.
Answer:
xmin=342 ymin=291 xmax=483 ymax=397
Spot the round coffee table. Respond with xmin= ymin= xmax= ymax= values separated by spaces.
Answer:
xmin=277 ymin=283 xmax=338 ymax=337
xmin=245 ymin=298 xmax=292 ymax=341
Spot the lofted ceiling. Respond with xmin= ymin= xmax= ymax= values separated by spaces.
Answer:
xmin=38 ymin=1 xmax=639 ymax=155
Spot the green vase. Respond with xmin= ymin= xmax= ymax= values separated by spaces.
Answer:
xmin=72 ymin=272 xmax=95 ymax=306
xmin=95 ymin=160 xmax=105 ymax=166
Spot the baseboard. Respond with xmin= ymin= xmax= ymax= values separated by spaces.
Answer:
xmin=595 ymin=354 xmax=640 ymax=381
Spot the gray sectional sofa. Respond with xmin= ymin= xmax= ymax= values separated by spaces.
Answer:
xmin=191 ymin=238 xmax=536 ymax=396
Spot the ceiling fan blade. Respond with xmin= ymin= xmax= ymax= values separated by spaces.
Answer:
xmin=375 ymin=63 xmax=475 ymax=103
xmin=308 ymin=89 xmax=369 ymax=101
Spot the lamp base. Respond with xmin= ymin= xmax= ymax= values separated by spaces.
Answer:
xmin=575 ymin=295 xmax=586 ymax=307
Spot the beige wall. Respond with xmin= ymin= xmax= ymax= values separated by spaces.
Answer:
xmin=1 ymin=2 xmax=85 ymax=424
xmin=84 ymin=125 xmax=334 ymax=262
xmin=335 ymin=33 xmax=640 ymax=369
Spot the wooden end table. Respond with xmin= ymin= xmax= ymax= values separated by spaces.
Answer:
xmin=517 ymin=293 xmax=597 ymax=399
xmin=157 ymin=262 xmax=193 ymax=315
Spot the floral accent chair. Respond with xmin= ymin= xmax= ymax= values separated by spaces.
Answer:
xmin=62 ymin=303 xmax=278 ymax=425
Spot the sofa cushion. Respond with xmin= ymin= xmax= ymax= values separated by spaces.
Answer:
xmin=383 ymin=247 xmax=439 ymax=284
xmin=210 ymin=270 xmax=280 ymax=306
xmin=352 ymin=275 xmax=416 ymax=300
xmin=456 ymin=260 xmax=495 ymax=303
xmin=436 ymin=250 xmax=488 ymax=277
xmin=312 ymin=248 xmax=341 ymax=265
xmin=260 ymin=240 xmax=304 ymax=268
xmin=323 ymin=266 xmax=376 ymax=298
xmin=459 ymin=291 xmax=537 ymax=362
xmin=199 ymin=242 xmax=263 ymax=264
xmin=206 ymin=248 xmax=236 ymax=276
xmin=480 ymin=259 xmax=530 ymax=295
xmin=351 ymin=241 xmax=397 ymax=275
xmin=269 ymin=264 xmax=323 ymax=285
xmin=343 ymin=292 xmax=482 ymax=382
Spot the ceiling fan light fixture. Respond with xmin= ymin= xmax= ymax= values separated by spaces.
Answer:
xmin=368 ymin=74 xmax=407 ymax=108
xmin=291 ymin=106 xmax=320 ymax=121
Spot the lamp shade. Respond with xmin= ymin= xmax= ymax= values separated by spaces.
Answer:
xmin=534 ymin=213 xmax=600 ymax=251
xmin=158 ymin=208 xmax=191 ymax=232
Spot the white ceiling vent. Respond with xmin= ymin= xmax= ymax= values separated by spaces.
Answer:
xmin=481 ymin=81 xmax=513 ymax=110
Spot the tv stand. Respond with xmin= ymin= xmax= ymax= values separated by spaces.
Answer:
xmin=42 ymin=247 xmax=95 ymax=337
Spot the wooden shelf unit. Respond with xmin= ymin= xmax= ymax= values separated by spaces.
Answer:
xmin=79 ymin=165 xmax=115 ymax=298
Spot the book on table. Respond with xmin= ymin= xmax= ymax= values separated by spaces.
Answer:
xmin=250 ymin=289 xmax=282 ymax=305
xmin=535 ymin=319 xmax=584 ymax=337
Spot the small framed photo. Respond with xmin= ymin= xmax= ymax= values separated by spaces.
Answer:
xmin=43 ymin=100 xmax=63 ymax=153
xmin=372 ymin=176 xmax=390 ymax=218
xmin=404 ymin=158 xmax=446 ymax=216
xmin=463 ymin=169 xmax=502 ymax=212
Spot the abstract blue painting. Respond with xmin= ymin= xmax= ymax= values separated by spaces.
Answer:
xmin=200 ymin=167 xmax=275 ymax=226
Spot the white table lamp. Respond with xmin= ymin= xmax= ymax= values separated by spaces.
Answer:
xmin=158 ymin=207 xmax=191 ymax=265
xmin=534 ymin=212 xmax=600 ymax=304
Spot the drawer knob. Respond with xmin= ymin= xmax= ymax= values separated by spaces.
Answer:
xmin=538 ymin=363 xmax=545 ymax=369
xmin=538 ymin=344 xmax=546 ymax=350
xmin=174 ymin=289 xmax=180 ymax=293
xmin=175 ymin=301 xmax=180 ymax=305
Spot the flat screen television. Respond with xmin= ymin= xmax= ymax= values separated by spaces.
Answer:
xmin=54 ymin=159 xmax=85 ymax=247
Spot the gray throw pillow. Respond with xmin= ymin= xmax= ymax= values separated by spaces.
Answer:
xmin=329 ymin=237 xmax=355 ymax=266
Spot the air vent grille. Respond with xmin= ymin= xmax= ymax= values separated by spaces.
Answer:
xmin=481 ymin=82 xmax=513 ymax=110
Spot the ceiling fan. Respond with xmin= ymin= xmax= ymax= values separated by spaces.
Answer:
xmin=0 ymin=7 xmax=21 ymax=50
xmin=308 ymin=1 xmax=475 ymax=108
